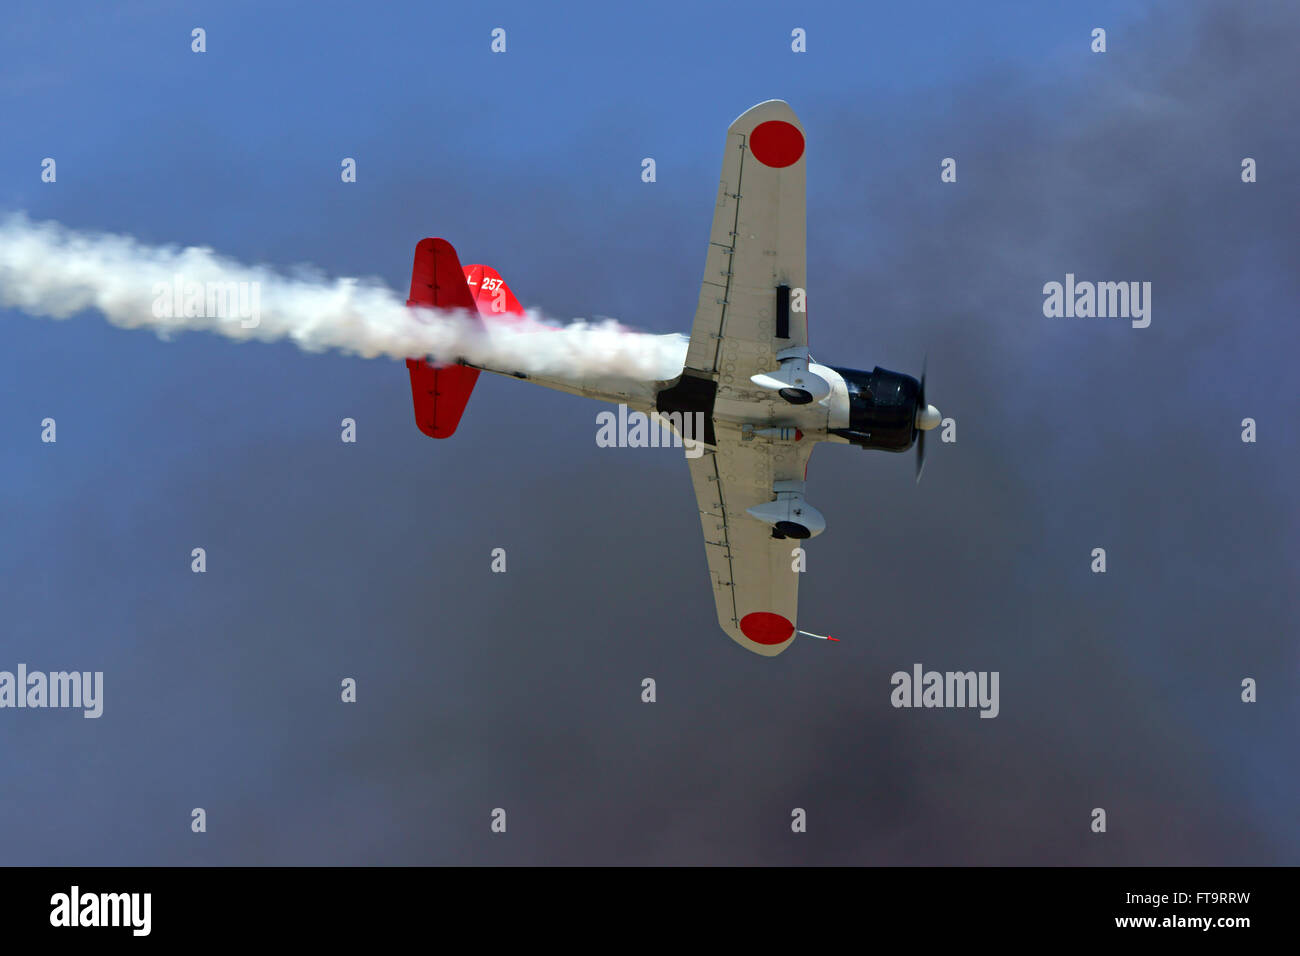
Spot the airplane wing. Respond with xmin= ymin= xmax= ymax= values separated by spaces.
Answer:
xmin=687 ymin=423 xmax=813 ymax=656
xmin=683 ymin=99 xmax=808 ymax=390
xmin=680 ymin=101 xmax=813 ymax=656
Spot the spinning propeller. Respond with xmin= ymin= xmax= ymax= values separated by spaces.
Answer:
xmin=913 ymin=357 xmax=941 ymax=483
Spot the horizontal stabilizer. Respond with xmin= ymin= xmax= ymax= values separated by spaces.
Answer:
xmin=405 ymin=238 xmax=481 ymax=439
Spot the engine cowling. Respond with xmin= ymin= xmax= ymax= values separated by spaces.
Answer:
xmin=829 ymin=366 xmax=921 ymax=452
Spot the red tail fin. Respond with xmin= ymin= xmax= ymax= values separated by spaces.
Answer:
xmin=463 ymin=264 xmax=526 ymax=320
xmin=405 ymin=238 xmax=481 ymax=439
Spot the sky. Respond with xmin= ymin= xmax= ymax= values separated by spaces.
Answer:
xmin=0 ymin=0 xmax=1296 ymax=864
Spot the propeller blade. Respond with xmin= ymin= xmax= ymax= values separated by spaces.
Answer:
xmin=915 ymin=357 xmax=927 ymax=483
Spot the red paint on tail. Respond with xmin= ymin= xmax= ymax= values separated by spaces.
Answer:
xmin=405 ymin=240 xmax=530 ymax=439
xmin=404 ymin=238 xmax=482 ymax=439
xmin=463 ymin=264 xmax=526 ymax=320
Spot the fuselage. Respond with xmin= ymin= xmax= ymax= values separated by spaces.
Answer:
xmin=486 ymin=343 xmax=924 ymax=454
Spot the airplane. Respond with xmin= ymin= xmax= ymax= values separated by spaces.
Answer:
xmin=403 ymin=100 xmax=941 ymax=657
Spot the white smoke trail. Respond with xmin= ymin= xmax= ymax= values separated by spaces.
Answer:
xmin=0 ymin=214 xmax=688 ymax=381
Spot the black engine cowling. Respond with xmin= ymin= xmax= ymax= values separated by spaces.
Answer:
xmin=829 ymin=366 xmax=921 ymax=452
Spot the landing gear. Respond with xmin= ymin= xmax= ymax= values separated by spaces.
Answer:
xmin=751 ymin=346 xmax=831 ymax=404
xmin=771 ymin=520 xmax=812 ymax=540
xmin=746 ymin=480 xmax=827 ymax=539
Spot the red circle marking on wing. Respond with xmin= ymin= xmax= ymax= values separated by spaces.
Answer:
xmin=740 ymin=612 xmax=795 ymax=645
xmin=749 ymin=121 xmax=804 ymax=168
